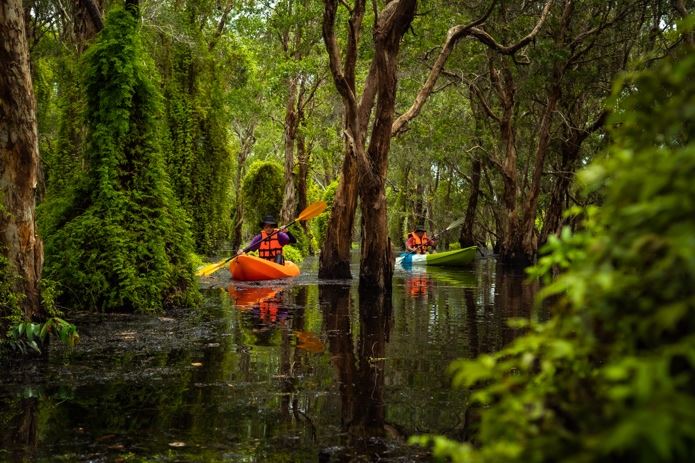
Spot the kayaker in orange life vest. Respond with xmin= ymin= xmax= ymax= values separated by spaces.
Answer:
xmin=236 ymin=214 xmax=296 ymax=264
xmin=405 ymin=224 xmax=437 ymax=254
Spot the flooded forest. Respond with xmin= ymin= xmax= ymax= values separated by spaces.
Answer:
xmin=1 ymin=1 xmax=694 ymax=462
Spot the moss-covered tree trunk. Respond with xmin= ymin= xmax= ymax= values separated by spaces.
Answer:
xmin=0 ymin=0 xmax=44 ymax=320
xmin=42 ymin=8 xmax=198 ymax=313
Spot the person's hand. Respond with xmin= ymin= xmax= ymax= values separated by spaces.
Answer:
xmin=236 ymin=249 xmax=244 ymax=257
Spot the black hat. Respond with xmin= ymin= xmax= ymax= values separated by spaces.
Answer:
xmin=259 ymin=214 xmax=278 ymax=227
xmin=415 ymin=224 xmax=426 ymax=232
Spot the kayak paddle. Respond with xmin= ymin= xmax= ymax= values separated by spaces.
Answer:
xmin=432 ymin=217 xmax=465 ymax=240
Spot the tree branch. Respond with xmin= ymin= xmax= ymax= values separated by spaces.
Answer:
xmin=322 ymin=0 xmax=358 ymax=110
xmin=208 ymin=0 xmax=235 ymax=51
xmin=391 ymin=0 xmax=553 ymax=137
xmin=82 ymin=0 xmax=104 ymax=31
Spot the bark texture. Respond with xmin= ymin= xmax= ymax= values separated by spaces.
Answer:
xmin=320 ymin=0 xmax=415 ymax=291
xmin=0 ymin=0 xmax=43 ymax=318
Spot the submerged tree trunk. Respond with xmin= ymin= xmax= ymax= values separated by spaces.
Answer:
xmin=491 ymin=61 xmax=528 ymax=265
xmin=320 ymin=0 xmax=415 ymax=291
xmin=320 ymin=285 xmax=357 ymax=430
xmin=0 ymin=0 xmax=44 ymax=320
xmin=318 ymin=145 xmax=359 ymax=279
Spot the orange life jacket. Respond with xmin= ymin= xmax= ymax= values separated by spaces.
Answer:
xmin=409 ymin=231 xmax=431 ymax=254
xmin=259 ymin=230 xmax=283 ymax=260
xmin=259 ymin=301 xmax=279 ymax=324
xmin=408 ymin=275 xmax=429 ymax=297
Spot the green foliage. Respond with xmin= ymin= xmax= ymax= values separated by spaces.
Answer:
xmin=157 ymin=36 xmax=237 ymax=253
xmin=241 ymin=160 xmax=284 ymax=235
xmin=314 ymin=178 xmax=338 ymax=245
xmin=286 ymin=223 xmax=310 ymax=257
xmin=282 ymin=245 xmax=303 ymax=264
xmin=413 ymin=38 xmax=695 ymax=463
xmin=43 ymin=57 xmax=88 ymax=200
xmin=5 ymin=317 xmax=79 ymax=355
xmin=42 ymin=8 xmax=199 ymax=313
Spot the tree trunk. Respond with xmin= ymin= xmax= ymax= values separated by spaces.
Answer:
xmin=280 ymin=76 xmax=299 ymax=224
xmin=539 ymin=150 xmax=574 ymax=246
xmin=0 ymin=0 xmax=43 ymax=319
xmin=520 ymin=83 xmax=560 ymax=259
xmin=320 ymin=0 xmax=415 ymax=289
xmin=231 ymin=125 xmax=256 ymax=251
xmin=73 ymin=0 xmax=103 ymax=52
xmin=460 ymin=152 xmax=482 ymax=248
xmin=318 ymin=145 xmax=358 ymax=279
xmin=492 ymin=63 xmax=528 ymax=265
xmin=296 ymin=130 xmax=309 ymax=215
xmin=356 ymin=0 xmax=414 ymax=291
xmin=539 ymin=110 xmax=605 ymax=246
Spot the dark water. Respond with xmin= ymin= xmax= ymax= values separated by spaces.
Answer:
xmin=0 ymin=256 xmax=538 ymax=462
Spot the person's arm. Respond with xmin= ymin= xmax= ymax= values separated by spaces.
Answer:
xmin=239 ymin=234 xmax=262 ymax=254
xmin=285 ymin=230 xmax=297 ymax=244
xmin=277 ymin=231 xmax=290 ymax=245
xmin=405 ymin=237 xmax=415 ymax=252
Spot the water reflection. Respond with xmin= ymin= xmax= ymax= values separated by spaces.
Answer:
xmin=0 ymin=258 xmax=538 ymax=462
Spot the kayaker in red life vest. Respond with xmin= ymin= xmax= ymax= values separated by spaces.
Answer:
xmin=405 ymin=224 xmax=437 ymax=254
xmin=236 ymin=214 xmax=295 ymax=264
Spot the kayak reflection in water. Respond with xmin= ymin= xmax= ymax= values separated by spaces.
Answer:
xmin=228 ymin=284 xmax=288 ymax=345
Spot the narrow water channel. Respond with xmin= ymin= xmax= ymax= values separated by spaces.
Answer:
xmin=0 ymin=256 xmax=538 ymax=462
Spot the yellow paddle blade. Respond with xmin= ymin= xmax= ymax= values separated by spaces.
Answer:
xmin=296 ymin=200 xmax=327 ymax=222
xmin=196 ymin=257 xmax=232 ymax=277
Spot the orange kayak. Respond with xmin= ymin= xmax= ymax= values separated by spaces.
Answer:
xmin=229 ymin=254 xmax=300 ymax=281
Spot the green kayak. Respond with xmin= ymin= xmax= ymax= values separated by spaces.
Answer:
xmin=396 ymin=246 xmax=477 ymax=267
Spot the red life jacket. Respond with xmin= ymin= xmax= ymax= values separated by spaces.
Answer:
xmin=259 ymin=230 xmax=283 ymax=260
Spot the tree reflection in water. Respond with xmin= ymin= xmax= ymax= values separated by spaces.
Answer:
xmin=0 ymin=260 xmax=537 ymax=462
xmin=320 ymin=285 xmax=407 ymax=461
